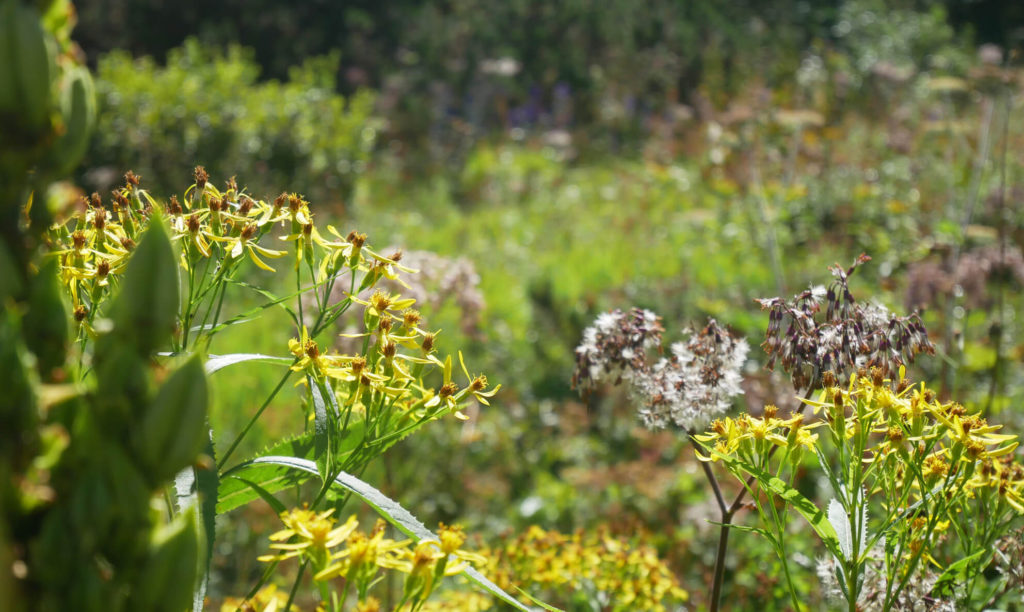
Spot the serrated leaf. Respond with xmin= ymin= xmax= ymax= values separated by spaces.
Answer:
xmin=204 ymin=353 xmax=292 ymax=374
xmin=713 ymin=451 xmax=841 ymax=558
xmin=231 ymin=477 xmax=287 ymax=515
xmin=227 ymin=456 xmax=535 ymax=611
xmin=216 ymin=423 xmax=365 ymax=514
xmin=828 ymin=498 xmax=851 ymax=561
xmin=216 ymin=434 xmax=317 ymax=514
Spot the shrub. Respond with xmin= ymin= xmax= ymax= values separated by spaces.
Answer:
xmin=87 ymin=39 xmax=377 ymax=206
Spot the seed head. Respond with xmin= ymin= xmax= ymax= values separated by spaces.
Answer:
xmin=194 ymin=166 xmax=208 ymax=191
xmin=238 ymin=196 xmax=255 ymax=216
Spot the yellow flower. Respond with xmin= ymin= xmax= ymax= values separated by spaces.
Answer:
xmin=930 ymin=405 xmax=1019 ymax=460
xmin=287 ymin=326 xmax=356 ymax=380
xmin=220 ymin=584 xmax=290 ymax=612
xmin=314 ymin=520 xmax=411 ymax=582
xmin=209 ymin=223 xmax=285 ymax=271
xmin=257 ymin=508 xmax=359 ymax=571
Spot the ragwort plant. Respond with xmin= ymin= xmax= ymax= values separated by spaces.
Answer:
xmin=576 ymin=256 xmax=1024 ymax=611
xmin=44 ymin=165 xmax=535 ymax=610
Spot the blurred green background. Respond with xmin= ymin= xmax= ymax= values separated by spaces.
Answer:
xmin=61 ymin=1 xmax=1024 ymax=608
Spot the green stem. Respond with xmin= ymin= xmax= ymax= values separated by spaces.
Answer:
xmin=283 ymin=559 xmax=307 ymax=612
xmin=219 ymin=367 xmax=294 ymax=470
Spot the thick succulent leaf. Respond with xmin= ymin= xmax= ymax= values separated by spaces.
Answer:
xmin=106 ymin=215 xmax=178 ymax=355
xmin=174 ymin=428 xmax=218 ymax=612
xmin=136 ymin=354 xmax=208 ymax=482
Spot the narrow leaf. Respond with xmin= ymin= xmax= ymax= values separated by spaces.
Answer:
xmin=232 ymin=477 xmax=287 ymax=515
xmin=205 ymin=353 xmax=293 ymax=374
xmin=932 ymin=549 xmax=988 ymax=598
xmin=228 ymin=456 xmax=535 ymax=611
xmin=216 ymin=424 xmax=365 ymax=514
xmin=308 ymin=377 xmax=332 ymax=483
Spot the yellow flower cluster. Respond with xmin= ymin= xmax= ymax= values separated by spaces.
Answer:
xmin=255 ymin=509 xmax=484 ymax=607
xmin=697 ymin=369 xmax=1024 ymax=512
xmin=220 ymin=584 xmax=294 ymax=612
xmin=49 ymin=169 xmax=401 ymax=331
xmin=695 ymin=403 xmax=823 ymax=465
xmin=482 ymin=525 xmax=688 ymax=612
xmin=49 ymin=170 xmax=497 ymax=426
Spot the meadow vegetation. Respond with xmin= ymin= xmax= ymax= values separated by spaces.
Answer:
xmin=3 ymin=0 xmax=1024 ymax=610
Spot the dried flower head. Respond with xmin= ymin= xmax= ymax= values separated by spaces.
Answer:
xmin=757 ymin=254 xmax=933 ymax=390
xmin=572 ymin=308 xmax=663 ymax=391
xmin=631 ymin=319 xmax=749 ymax=431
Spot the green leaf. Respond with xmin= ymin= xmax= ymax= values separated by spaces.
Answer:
xmin=514 ymin=586 xmax=564 ymax=611
xmin=204 ymin=353 xmax=292 ymax=374
xmin=712 ymin=451 xmax=841 ymax=558
xmin=308 ymin=376 xmax=332 ymax=483
xmin=227 ymin=456 xmax=534 ymax=611
xmin=216 ymin=434 xmax=317 ymax=514
xmin=0 ymin=240 xmax=23 ymax=303
xmin=106 ymin=214 xmax=179 ymax=356
xmin=932 ymin=549 xmax=988 ymax=598
xmin=136 ymin=354 xmax=209 ymax=483
xmin=216 ymin=423 xmax=365 ymax=514
xmin=228 ymin=280 xmax=299 ymax=327
xmin=22 ymin=258 xmax=67 ymax=377
xmin=174 ymin=428 xmax=218 ymax=612
xmin=131 ymin=507 xmax=200 ymax=612
xmin=231 ymin=477 xmax=287 ymax=515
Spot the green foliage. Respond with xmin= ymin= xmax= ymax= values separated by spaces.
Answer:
xmin=88 ymin=39 xmax=377 ymax=204
xmin=1 ymin=6 xmax=212 ymax=611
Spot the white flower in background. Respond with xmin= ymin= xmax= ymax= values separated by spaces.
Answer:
xmin=573 ymin=308 xmax=663 ymax=391
xmin=631 ymin=319 xmax=748 ymax=431
xmin=573 ymin=310 xmax=747 ymax=431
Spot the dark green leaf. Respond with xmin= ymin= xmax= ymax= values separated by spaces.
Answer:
xmin=22 ymin=258 xmax=67 ymax=377
xmin=136 ymin=354 xmax=208 ymax=482
xmin=308 ymin=376 xmax=331 ymax=484
xmin=217 ymin=422 xmax=367 ymax=514
xmin=932 ymin=549 xmax=988 ymax=598
xmin=106 ymin=214 xmax=179 ymax=355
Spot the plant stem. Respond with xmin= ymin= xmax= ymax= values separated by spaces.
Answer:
xmin=697 ymin=381 xmax=818 ymax=612
xmin=283 ymin=559 xmax=307 ymax=612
